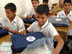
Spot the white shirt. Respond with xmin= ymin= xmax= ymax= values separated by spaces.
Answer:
xmin=27 ymin=20 xmax=59 ymax=50
xmin=57 ymin=10 xmax=72 ymax=35
xmin=57 ymin=10 xmax=72 ymax=21
xmin=0 ymin=16 xmax=25 ymax=33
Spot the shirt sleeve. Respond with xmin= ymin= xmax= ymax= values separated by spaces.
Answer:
xmin=0 ymin=18 xmax=3 ymax=27
xmin=68 ymin=12 xmax=72 ymax=21
xmin=69 ymin=16 xmax=72 ymax=21
xmin=27 ymin=21 xmax=36 ymax=32
xmin=57 ymin=11 xmax=62 ymax=17
xmin=17 ymin=18 xmax=25 ymax=32
xmin=48 ymin=23 xmax=59 ymax=37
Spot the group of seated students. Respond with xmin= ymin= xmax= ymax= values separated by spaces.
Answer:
xmin=51 ymin=0 xmax=72 ymax=37
xmin=0 ymin=0 xmax=72 ymax=54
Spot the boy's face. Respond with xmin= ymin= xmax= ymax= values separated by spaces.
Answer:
xmin=64 ymin=3 xmax=71 ymax=12
xmin=59 ymin=0 xmax=64 ymax=5
xmin=5 ymin=9 xmax=16 ymax=19
xmin=32 ymin=1 xmax=39 ymax=9
xmin=36 ymin=13 xmax=48 ymax=27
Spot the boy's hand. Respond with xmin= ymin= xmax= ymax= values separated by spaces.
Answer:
xmin=3 ymin=26 xmax=10 ymax=31
xmin=19 ymin=30 xmax=27 ymax=35
xmin=26 ymin=16 xmax=31 ymax=20
xmin=53 ymin=49 xmax=59 ymax=54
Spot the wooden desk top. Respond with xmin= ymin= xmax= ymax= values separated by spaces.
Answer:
xmin=55 ymin=26 xmax=69 ymax=32
xmin=0 ymin=22 xmax=72 ymax=44
xmin=24 ymin=21 xmax=72 ymax=33
xmin=0 ymin=35 xmax=11 ymax=44
xmin=55 ymin=22 xmax=72 ymax=32
xmin=69 ymin=22 xmax=72 ymax=28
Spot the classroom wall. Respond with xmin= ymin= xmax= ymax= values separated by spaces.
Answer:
xmin=0 ymin=0 xmax=26 ymax=17
xmin=0 ymin=0 xmax=59 ymax=18
xmin=48 ymin=0 xmax=59 ymax=9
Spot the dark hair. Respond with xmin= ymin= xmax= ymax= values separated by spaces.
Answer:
xmin=36 ymin=4 xmax=49 ymax=16
xmin=31 ymin=0 xmax=39 ymax=3
xmin=64 ymin=0 xmax=71 ymax=4
xmin=43 ymin=0 xmax=49 ymax=2
xmin=4 ymin=3 xmax=16 ymax=11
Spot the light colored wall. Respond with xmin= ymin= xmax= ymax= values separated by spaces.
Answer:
xmin=49 ymin=0 xmax=59 ymax=9
xmin=0 ymin=0 xmax=26 ymax=17
xmin=0 ymin=0 xmax=59 ymax=18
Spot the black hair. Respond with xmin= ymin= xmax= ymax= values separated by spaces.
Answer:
xmin=31 ymin=0 xmax=39 ymax=3
xmin=43 ymin=0 xmax=49 ymax=2
xmin=64 ymin=0 xmax=71 ymax=4
xmin=4 ymin=3 xmax=16 ymax=11
xmin=36 ymin=4 xmax=49 ymax=16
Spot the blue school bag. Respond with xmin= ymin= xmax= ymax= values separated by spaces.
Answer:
xmin=0 ymin=23 xmax=8 ymax=37
xmin=11 ymin=32 xmax=45 ymax=52
xmin=0 ymin=28 xmax=8 ymax=37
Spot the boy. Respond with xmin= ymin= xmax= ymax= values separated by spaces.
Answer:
xmin=27 ymin=4 xmax=64 ymax=54
xmin=23 ymin=0 xmax=39 ymax=24
xmin=57 ymin=0 xmax=72 ymax=21
xmin=57 ymin=0 xmax=72 ymax=38
xmin=49 ymin=3 xmax=57 ymax=16
xmin=0 ymin=3 xmax=26 ymax=35
xmin=49 ymin=0 xmax=64 ymax=16
xmin=56 ymin=0 xmax=64 ymax=12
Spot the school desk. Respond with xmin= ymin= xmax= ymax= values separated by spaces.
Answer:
xmin=55 ymin=22 xmax=72 ymax=42
xmin=0 ymin=22 xmax=71 ymax=54
xmin=0 ymin=35 xmax=11 ymax=44
xmin=0 ymin=22 xmax=72 ymax=51
xmin=0 ymin=22 xmax=71 ymax=43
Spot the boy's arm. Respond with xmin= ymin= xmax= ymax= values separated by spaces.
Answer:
xmin=3 ymin=26 xmax=19 ymax=34
xmin=53 ymin=35 xmax=64 ymax=54
xmin=8 ymin=28 xmax=19 ymax=34
xmin=18 ymin=17 xmax=26 ymax=35
xmin=3 ymin=26 xmax=27 ymax=35
xmin=19 ymin=30 xmax=27 ymax=35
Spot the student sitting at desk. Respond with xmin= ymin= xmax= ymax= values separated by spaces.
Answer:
xmin=57 ymin=0 xmax=72 ymax=21
xmin=57 ymin=0 xmax=72 ymax=37
xmin=49 ymin=0 xmax=64 ymax=16
xmin=0 ymin=3 xmax=26 ymax=35
xmin=23 ymin=0 xmax=39 ymax=24
xmin=56 ymin=0 xmax=64 ymax=12
xmin=49 ymin=3 xmax=57 ymax=16
xmin=27 ymin=4 xmax=64 ymax=54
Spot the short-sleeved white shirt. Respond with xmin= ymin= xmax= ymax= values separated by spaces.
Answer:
xmin=57 ymin=10 xmax=72 ymax=35
xmin=0 ymin=16 xmax=25 ymax=32
xmin=57 ymin=10 xmax=72 ymax=21
xmin=27 ymin=20 xmax=59 ymax=50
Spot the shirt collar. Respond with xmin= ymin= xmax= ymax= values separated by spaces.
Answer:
xmin=12 ymin=16 xmax=17 ymax=23
xmin=68 ymin=11 xmax=72 ymax=16
xmin=63 ymin=11 xmax=72 ymax=16
xmin=6 ymin=16 xmax=17 ymax=24
xmin=62 ymin=11 xmax=66 ymax=16
xmin=41 ymin=20 xmax=49 ymax=29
